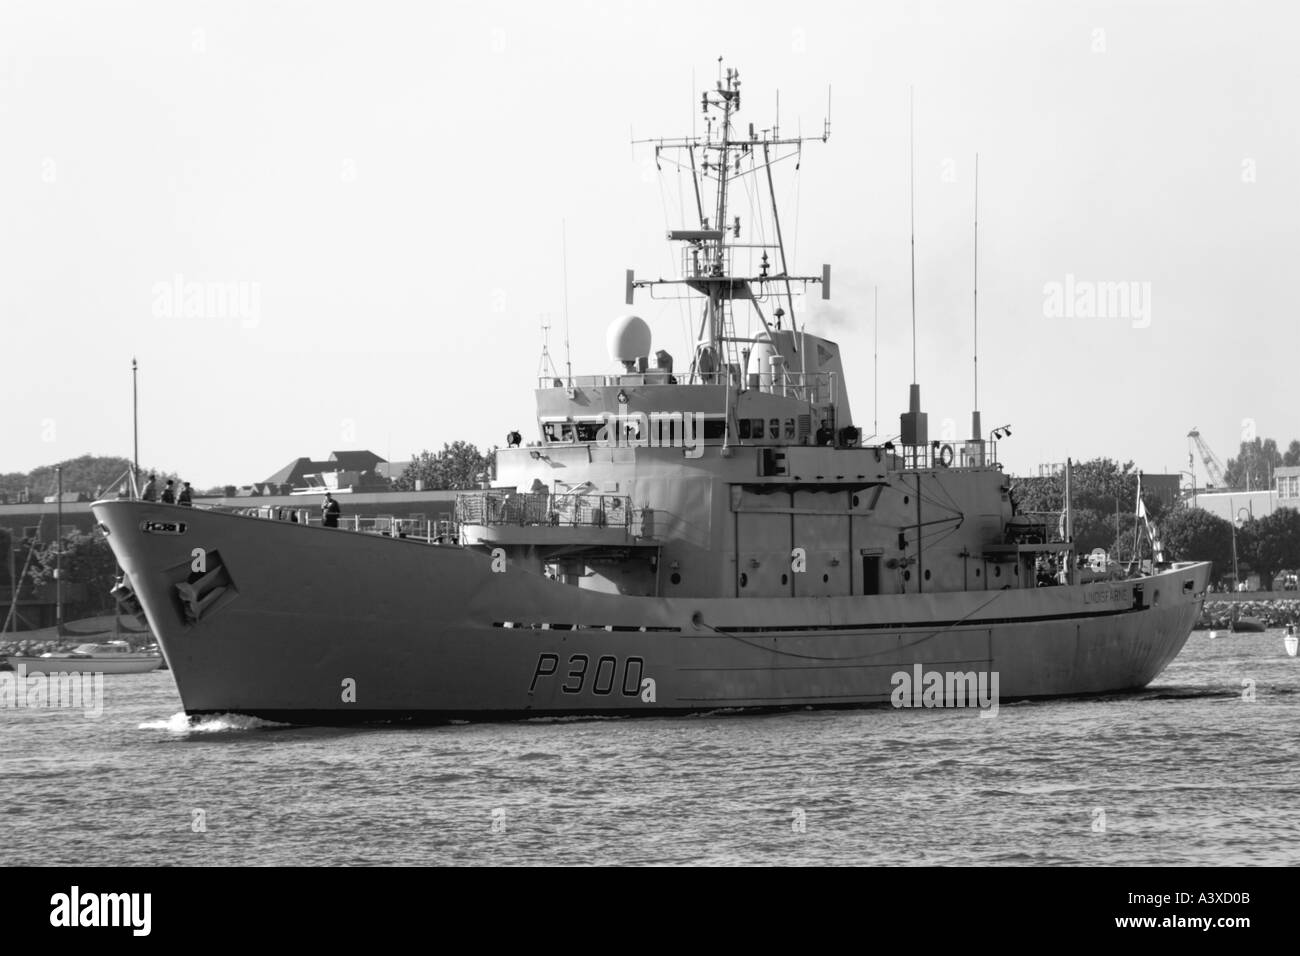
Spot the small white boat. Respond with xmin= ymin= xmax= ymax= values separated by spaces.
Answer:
xmin=6 ymin=641 xmax=163 ymax=675
xmin=1285 ymin=625 xmax=1298 ymax=658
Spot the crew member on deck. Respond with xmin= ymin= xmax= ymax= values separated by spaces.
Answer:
xmin=141 ymin=474 xmax=158 ymax=501
xmin=322 ymin=492 xmax=341 ymax=528
xmin=161 ymin=480 xmax=176 ymax=504
xmin=178 ymin=482 xmax=193 ymax=507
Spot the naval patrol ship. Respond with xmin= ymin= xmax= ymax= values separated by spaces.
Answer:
xmin=94 ymin=66 xmax=1209 ymax=723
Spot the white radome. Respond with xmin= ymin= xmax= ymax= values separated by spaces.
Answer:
xmin=606 ymin=315 xmax=652 ymax=363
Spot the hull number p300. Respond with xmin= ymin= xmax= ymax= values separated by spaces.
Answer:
xmin=529 ymin=654 xmax=655 ymax=701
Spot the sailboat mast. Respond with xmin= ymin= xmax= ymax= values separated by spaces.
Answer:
xmin=972 ymin=153 xmax=981 ymax=443
xmin=562 ymin=219 xmax=573 ymax=386
xmin=55 ymin=465 xmax=62 ymax=636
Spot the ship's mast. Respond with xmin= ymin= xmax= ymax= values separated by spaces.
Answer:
xmin=704 ymin=63 xmax=737 ymax=376
xmin=627 ymin=62 xmax=831 ymax=388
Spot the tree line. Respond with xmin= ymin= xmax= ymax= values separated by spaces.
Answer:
xmin=0 ymin=455 xmax=180 ymax=501
xmin=1 ymin=445 xmax=500 ymax=502
xmin=1013 ymin=457 xmax=1300 ymax=588
xmin=1220 ymin=435 xmax=1300 ymax=491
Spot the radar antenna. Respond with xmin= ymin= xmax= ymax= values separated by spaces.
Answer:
xmin=537 ymin=315 xmax=561 ymax=382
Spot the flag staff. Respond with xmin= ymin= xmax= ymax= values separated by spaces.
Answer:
xmin=132 ymin=357 xmax=140 ymax=496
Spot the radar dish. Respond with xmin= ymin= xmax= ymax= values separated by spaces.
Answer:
xmin=607 ymin=315 xmax=652 ymax=363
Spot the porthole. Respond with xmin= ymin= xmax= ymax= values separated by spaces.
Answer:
xmin=903 ymin=570 xmax=911 ymax=581
xmin=903 ymin=495 xmax=910 ymax=505
xmin=670 ymin=572 xmax=681 ymax=585
xmin=781 ymin=573 xmax=788 ymax=585
xmin=924 ymin=569 xmax=931 ymax=581
xmin=822 ymin=573 xmax=829 ymax=583
xmin=852 ymin=494 xmax=860 ymax=507
xmin=975 ymin=568 xmax=981 ymax=577
xmin=994 ymin=566 xmax=1001 ymax=578
xmin=740 ymin=573 xmax=748 ymax=587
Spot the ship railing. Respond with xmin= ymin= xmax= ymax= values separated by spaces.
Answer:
xmin=537 ymin=368 xmax=835 ymax=402
xmin=680 ymin=242 xmax=733 ymax=280
xmin=332 ymin=515 xmax=460 ymax=542
xmin=230 ymin=506 xmax=460 ymax=543
xmin=895 ymin=439 xmax=999 ymax=471
xmin=737 ymin=368 xmax=833 ymax=403
xmin=537 ymin=373 xmax=680 ymax=388
xmin=1004 ymin=511 xmax=1069 ymax=545
xmin=455 ymin=491 xmax=635 ymax=533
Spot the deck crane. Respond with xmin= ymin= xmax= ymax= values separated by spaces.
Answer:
xmin=1188 ymin=427 xmax=1228 ymax=489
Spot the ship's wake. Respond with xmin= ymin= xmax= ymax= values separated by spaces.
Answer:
xmin=138 ymin=712 xmax=291 ymax=734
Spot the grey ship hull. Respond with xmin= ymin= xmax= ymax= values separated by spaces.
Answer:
xmin=94 ymin=500 xmax=1210 ymax=724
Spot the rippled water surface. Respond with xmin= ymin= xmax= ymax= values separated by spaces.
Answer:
xmin=2 ymin=629 xmax=1297 ymax=866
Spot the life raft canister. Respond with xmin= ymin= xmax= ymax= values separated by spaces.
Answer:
xmin=938 ymin=443 xmax=955 ymax=467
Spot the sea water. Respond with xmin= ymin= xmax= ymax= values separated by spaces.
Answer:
xmin=2 ymin=629 xmax=1297 ymax=866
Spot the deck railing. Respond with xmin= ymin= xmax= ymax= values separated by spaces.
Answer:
xmin=455 ymin=491 xmax=633 ymax=532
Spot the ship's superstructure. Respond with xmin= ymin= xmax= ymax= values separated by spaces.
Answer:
xmin=92 ymin=66 xmax=1209 ymax=723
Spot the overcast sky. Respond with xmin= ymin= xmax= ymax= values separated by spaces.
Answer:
xmin=2 ymin=0 xmax=1295 ymax=489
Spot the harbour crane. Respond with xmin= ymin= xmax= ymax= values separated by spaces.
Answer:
xmin=1188 ymin=427 xmax=1228 ymax=489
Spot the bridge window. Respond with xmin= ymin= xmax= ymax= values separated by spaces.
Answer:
xmin=784 ymin=418 xmax=796 ymax=439
xmin=769 ymin=418 xmax=779 ymax=439
xmin=738 ymin=419 xmax=751 ymax=439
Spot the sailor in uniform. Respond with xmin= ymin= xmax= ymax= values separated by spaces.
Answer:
xmin=322 ymin=492 xmax=341 ymax=528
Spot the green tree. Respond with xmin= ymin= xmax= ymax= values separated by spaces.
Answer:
xmin=1284 ymin=440 xmax=1300 ymax=468
xmin=0 ymin=455 xmax=180 ymax=501
xmin=394 ymin=442 xmax=497 ymax=491
xmin=1236 ymin=508 xmax=1300 ymax=587
xmin=1011 ymin=458 xmax=1167 ymax=555
xmin=1161 ymin=507 xmax=1235 ymax=584
xmin=1223 ymin=437 xmax=1283 ymax=491
xmin=26 ymin=532 xmax=119 ymax=620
